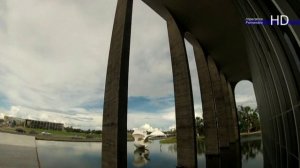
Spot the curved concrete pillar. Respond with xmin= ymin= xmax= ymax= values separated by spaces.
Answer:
xmin=220 ymin=73 xmax=236 ymax=143
xmin=102 ymin=0 xmax=133 ymax=167
xmin=227 ymin=82 xmax=239 ymax=142
xmin=207 ymin=56 xmax=230 ymax=148
xmin=166 ymin=18 xmax=197 ymax=168
xmin=187 ymin=36 xmax=219 ymax=155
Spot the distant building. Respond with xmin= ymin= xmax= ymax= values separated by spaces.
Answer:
xmin=24 ymin=119 xmax=64 ymax=131
xmin=4 ymin=116 xmax=25 ymax=127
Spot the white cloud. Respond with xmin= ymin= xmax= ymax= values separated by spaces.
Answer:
xmin=0 ymin=0 xmax=257 ymax=130
xmin=234 ymin=80 xmax=257 ymax=108
xmin=139 ymin=123 xmax=161 ymax=132
xmin=0 ymin=0 xmax=117 ymax=112
xmin=128 ymin=0 xmax=173 ymax=98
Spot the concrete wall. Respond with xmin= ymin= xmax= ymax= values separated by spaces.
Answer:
xmin=236 ymin=0 xmax=300 ymax=167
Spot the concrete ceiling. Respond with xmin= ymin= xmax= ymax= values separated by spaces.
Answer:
xmin=142 ymin=0 xmax=251 ymax=82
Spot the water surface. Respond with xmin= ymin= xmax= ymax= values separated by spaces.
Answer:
xmin=37 ymin=136 xmax=263 ymax=168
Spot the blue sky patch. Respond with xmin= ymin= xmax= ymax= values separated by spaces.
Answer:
xmin=0 ymin=93 xmax=11 ymax=109
xmin=128 ymin=96 xmax=174 ymax=113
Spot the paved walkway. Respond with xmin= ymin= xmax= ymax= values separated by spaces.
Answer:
xmin=0 ymin=132 xmax=39 ymax=168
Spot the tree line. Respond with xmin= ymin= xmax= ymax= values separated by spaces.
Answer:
xmin=195 ymin=105 xmax=260 ymax=136
xmin=64 ymin=126 xmax=102 ymax=134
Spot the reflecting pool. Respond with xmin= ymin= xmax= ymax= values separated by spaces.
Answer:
xmin=36 ymin=135 xmax=263 ymax=168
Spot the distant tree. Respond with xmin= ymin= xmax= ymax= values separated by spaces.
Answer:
xmin=250 ymin=110 xmax=260 ymax=131
xmin=11 ymin=120 xmax=16 ymax=127
xmin=65 ymin=126 xmax=74 ymax=132
xmin=195 ymin=117 xmax=204 ymax=136
xmin=238 ymin=106 xmax=260 ymax=133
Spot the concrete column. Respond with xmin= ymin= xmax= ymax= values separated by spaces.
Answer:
xmin=167 ymin=18 xmax=197 ymax=168
xmin=102 ymin=0 xmax=133 ymax=168
xmin=227 ymin=82 xmax=239 ymax=141
xmin=207 ymin=56 xmax=230 ymax=148
xmin=220 ymin=73 xmax=237 ymax=143
xmin=188 ymin=36 xmax=219 ymax=154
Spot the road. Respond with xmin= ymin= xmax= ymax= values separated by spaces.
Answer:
xmin=0 ymin=132 xmax=39 ymax=168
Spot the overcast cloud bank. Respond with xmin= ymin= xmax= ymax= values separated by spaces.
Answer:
xmin=0 ymin=0 xmax=257 ymax=130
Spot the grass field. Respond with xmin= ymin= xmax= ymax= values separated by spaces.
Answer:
xmin=0 ymin=126 xmax=134 ymax=142
xmin=159 ymin=136 xmax=205 ymax=144
xmin=160 ymin=136 xmax=177 ymax=144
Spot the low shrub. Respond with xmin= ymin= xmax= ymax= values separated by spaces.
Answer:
xmin=29 ymin=130 xmax=38 ymax=135
xmin=15 ymin=128 xmax=26 ymax=133
xmin=86 ymin=134 xmax=94 ymax=139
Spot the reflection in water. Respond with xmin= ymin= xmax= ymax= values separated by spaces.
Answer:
xmin=196 ymin=139 xmax=205 ymax=155
xmin=132 ymin=148 xmax=150 ymax=167
xmin=241 ymin=139 xmax=262 ymax=161
xmin=167 ymin=143 xmax=177 ymax=153
xmin=36 ymin=136 xmax=263 ymax=168
xmin=240 ymin=136 xmax=263 ymax=168
xmin=205 ymin=136 xmax=263 ymax=168
xmin=205 ymin=142 xmax=242 ymax=168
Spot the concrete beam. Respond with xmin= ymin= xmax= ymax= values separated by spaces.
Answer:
xmin=187 ymin=35 xmax=219 ymax=155
xmin=167 ymin=18 xmax=197 ymax=168
xmin=102 ymin=0 xmax=133 ymax=167
xmin=207 ymin=56 xmax=230 ymax=148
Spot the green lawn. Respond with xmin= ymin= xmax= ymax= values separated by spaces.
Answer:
xmin=0 ymin=126 xmax=136 ymax=142
xmin=160 ymin=136 xmax=177 ymax=144
xmin=160 ymin=136 xmax=205 ymax=144
xmin=0 ymin=126 xmax=101 ymax=139
xmin=24 ymin=127 xmax=101 ymax=138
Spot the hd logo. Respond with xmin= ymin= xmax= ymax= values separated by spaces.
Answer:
xmin=270 ymin=15 xmax=289 ymax=25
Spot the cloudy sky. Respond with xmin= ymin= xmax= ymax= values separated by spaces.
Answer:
xmin=0 ymin=0 xmax=256 ymax=130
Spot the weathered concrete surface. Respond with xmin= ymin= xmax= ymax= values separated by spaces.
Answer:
xmin=220 ymin=73 xmax=237 ymax=143
xmin=0 ymin=132 xmax=39 ymax=168
xmin=167 ymin=17 xmax=197 ymax=168
xmin=207 ymin=56 xmax=229 ymax=148
xmin=188 ymin=35 xmax=219 ymax=155
xmin=101 ymin=0 xmax=133 ymax=167
xmin=227 ymin=82 xmax=239 ymax=141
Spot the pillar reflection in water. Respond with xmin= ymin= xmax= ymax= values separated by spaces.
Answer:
xmin=132 ymin=148 xmax=150 ymax=167
xmin=205 ymin=138 xmax=263 ymax=168
xmin=206 ymin=141 xmax=241 ymax=168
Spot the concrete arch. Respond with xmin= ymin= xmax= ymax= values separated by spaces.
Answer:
xmin=186 ymin=34 xmax=220 ymax=155
xmin=102 ymin=0 xmax=300 ymax=167
xmin=166 ymin=15 xmax=197 ymax=168
xmin=101 ymin=0 xmax=133 ymax=167
xmin=207 ymin=56 xmax=230 ymax=148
